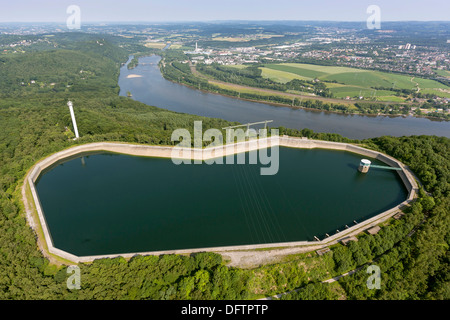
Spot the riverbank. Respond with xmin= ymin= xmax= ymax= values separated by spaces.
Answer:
xmin=160 ymin=57 xmax=449 ymax=121
xmin=161 ymin=73 xmax=424 ymax=120
xmin=118 ymin=54 xmax=450 ymax=139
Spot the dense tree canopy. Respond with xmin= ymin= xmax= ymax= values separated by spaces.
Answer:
xmin=0 ymin=33 xmax=448 ymax=300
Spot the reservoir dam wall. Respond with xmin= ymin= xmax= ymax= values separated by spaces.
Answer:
xmin=23 ymin=137 xmax=418 ymax=263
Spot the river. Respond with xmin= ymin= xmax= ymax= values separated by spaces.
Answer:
xmin=118 ymin=55 xmax=450 ymax=140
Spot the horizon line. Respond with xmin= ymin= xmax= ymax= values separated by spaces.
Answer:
xmin=1 ymin=19 xmax=450 ymax=24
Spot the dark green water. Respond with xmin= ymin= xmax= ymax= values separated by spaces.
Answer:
xmin=36 ymin=147 xmax=407 ymax=256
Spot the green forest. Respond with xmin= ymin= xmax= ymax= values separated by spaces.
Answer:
xmin=0 ymin=33 xmax=448 ymax=300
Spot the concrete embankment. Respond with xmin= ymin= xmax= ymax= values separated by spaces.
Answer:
xmin=23 ymin=137 xmax=418 ymax=264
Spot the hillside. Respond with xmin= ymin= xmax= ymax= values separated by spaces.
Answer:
xmin=0 ymin=34 xmax=448 ymax=301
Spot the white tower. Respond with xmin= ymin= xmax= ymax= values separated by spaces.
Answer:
xmin=358 ymin=159 xmax=371 ymax=173
xmin=195 ymin=42 xmax=198 ymax=52
xmin=67 ymin=101 xmax=80 ymax=139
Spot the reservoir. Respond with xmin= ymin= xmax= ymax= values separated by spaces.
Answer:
xmin=35 ymin=147 xmax=407 ymax=257
xmin=118 ymin=55 xmax=450 ymax=140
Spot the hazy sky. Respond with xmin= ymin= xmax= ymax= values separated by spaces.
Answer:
xmin=0 ymin=0 xmax=449 ymax=23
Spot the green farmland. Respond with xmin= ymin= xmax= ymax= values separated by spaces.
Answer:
xmin=260 ymin=63 xmax=450 ymax=99
xmin=435 ymin=69 xmax=450 ymax=78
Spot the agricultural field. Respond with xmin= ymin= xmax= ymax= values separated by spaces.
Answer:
xmin=434 ymin=69 xmax=450 ymax=78
xmin=213 ymin=81 xmax=292 ymax=98
xmin=260 ymin=67 xmax=311 ymax=82
xmin=227 ymin=64 xmax=249 ymax=70
xmin=144 ymin=42 xmax=168 ymax=49
xmin=260 ymin=63 xmax=450 ymax=100
xmin=325 ymin=83 xmax=403 ymax=99
xmin=167 ymin=44 xmax=183 ymax=49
